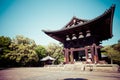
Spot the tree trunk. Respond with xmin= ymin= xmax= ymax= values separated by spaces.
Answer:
xmin=111 ymin=58 xmax=113 ymax=64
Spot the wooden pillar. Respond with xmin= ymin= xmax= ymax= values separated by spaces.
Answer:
xmin=70 ymin=48 xmax=74 ymax=64
xmin=64 ymin=48 xmax=69 ymax=64
xmin=93 ymin=43 xmax=99 ymax=63
xmin=90 ymin=46 xmax=94 ymax=63
xmin=85 ymin=47 xmax=88 ymax=61
xmin=95 ymin=45 xmax=98 ymax=63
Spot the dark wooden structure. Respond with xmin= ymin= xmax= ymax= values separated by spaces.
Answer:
xmin=40 ymin=56 xmax=55 ymax=65
xmin=43 ymin=5 xmax=115 ymax=64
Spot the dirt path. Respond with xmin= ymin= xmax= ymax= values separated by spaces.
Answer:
xmin=0 ymin=67 xmax=120 ymax=80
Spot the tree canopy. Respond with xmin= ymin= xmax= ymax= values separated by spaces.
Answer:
xmin=0 ymin=35 xmax=64 ymax=67
xmin=101 ymin=40 xmax=120 ymax=65
xmin=5 ymin=35 xmax=39 ymax=66
xmin=35 ymin=45 xmax=47 ymax=60
xmin=0 ymin=36 xmax=11 ymax=67
xmin=46 ymin=43 xmax=64 ymax=64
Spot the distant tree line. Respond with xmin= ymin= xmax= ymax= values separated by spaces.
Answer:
xmin=0 ymin=35 xmax=120 ymax=67
xmin=0 ymin=35 xmax=64 ymax=67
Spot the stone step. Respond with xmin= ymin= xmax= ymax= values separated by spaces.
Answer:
xmin=44 ymin=63 xmax=119 ymax=72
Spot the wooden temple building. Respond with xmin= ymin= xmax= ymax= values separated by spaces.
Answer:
xmin=43 ymin=5 xmax=115 ymax=64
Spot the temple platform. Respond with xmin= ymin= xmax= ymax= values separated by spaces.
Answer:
xmin=44 ymin=62 xmax=119 ymax=72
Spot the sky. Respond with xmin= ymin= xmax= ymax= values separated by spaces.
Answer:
xmin=0 ymin=0 xmax=120 ymax=46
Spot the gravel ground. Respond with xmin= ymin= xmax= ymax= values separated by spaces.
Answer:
xmin=0 ymin=67 xmax=120 ymax=80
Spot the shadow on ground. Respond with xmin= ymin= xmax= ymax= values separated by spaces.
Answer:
xmin=0 ymin=67 xmax=11 ymax=70
xmin=64 ymin=78 xmax=88 ymax=80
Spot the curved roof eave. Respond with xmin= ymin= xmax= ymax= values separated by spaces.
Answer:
xmin=42 ymin=5 xmax=115 ymax=34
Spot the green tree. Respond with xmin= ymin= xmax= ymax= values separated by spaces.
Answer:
xmin=6 ymin=35 xmax=39 ymax=67
xmin=35 ymin=45 xmax=47 ymax=66
xmin=112 ymin=41 xmax=120 ymax=64
xmin=0 ymin=36 xmax=11 ymax=67
xmin=0 ymin=36 xmax=11 ymax=53
xmin=46 ymin=43 xmax=64 ymax=64
xmin=102 ymin=40 xmax=120 ymax=64
xmin=35 ymin=45 xmax=47 ymax=60
xmin=112 ymin=41 xmax=120 ymax=52
xmin=102 ymin=46 xmax=116 ymax=64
